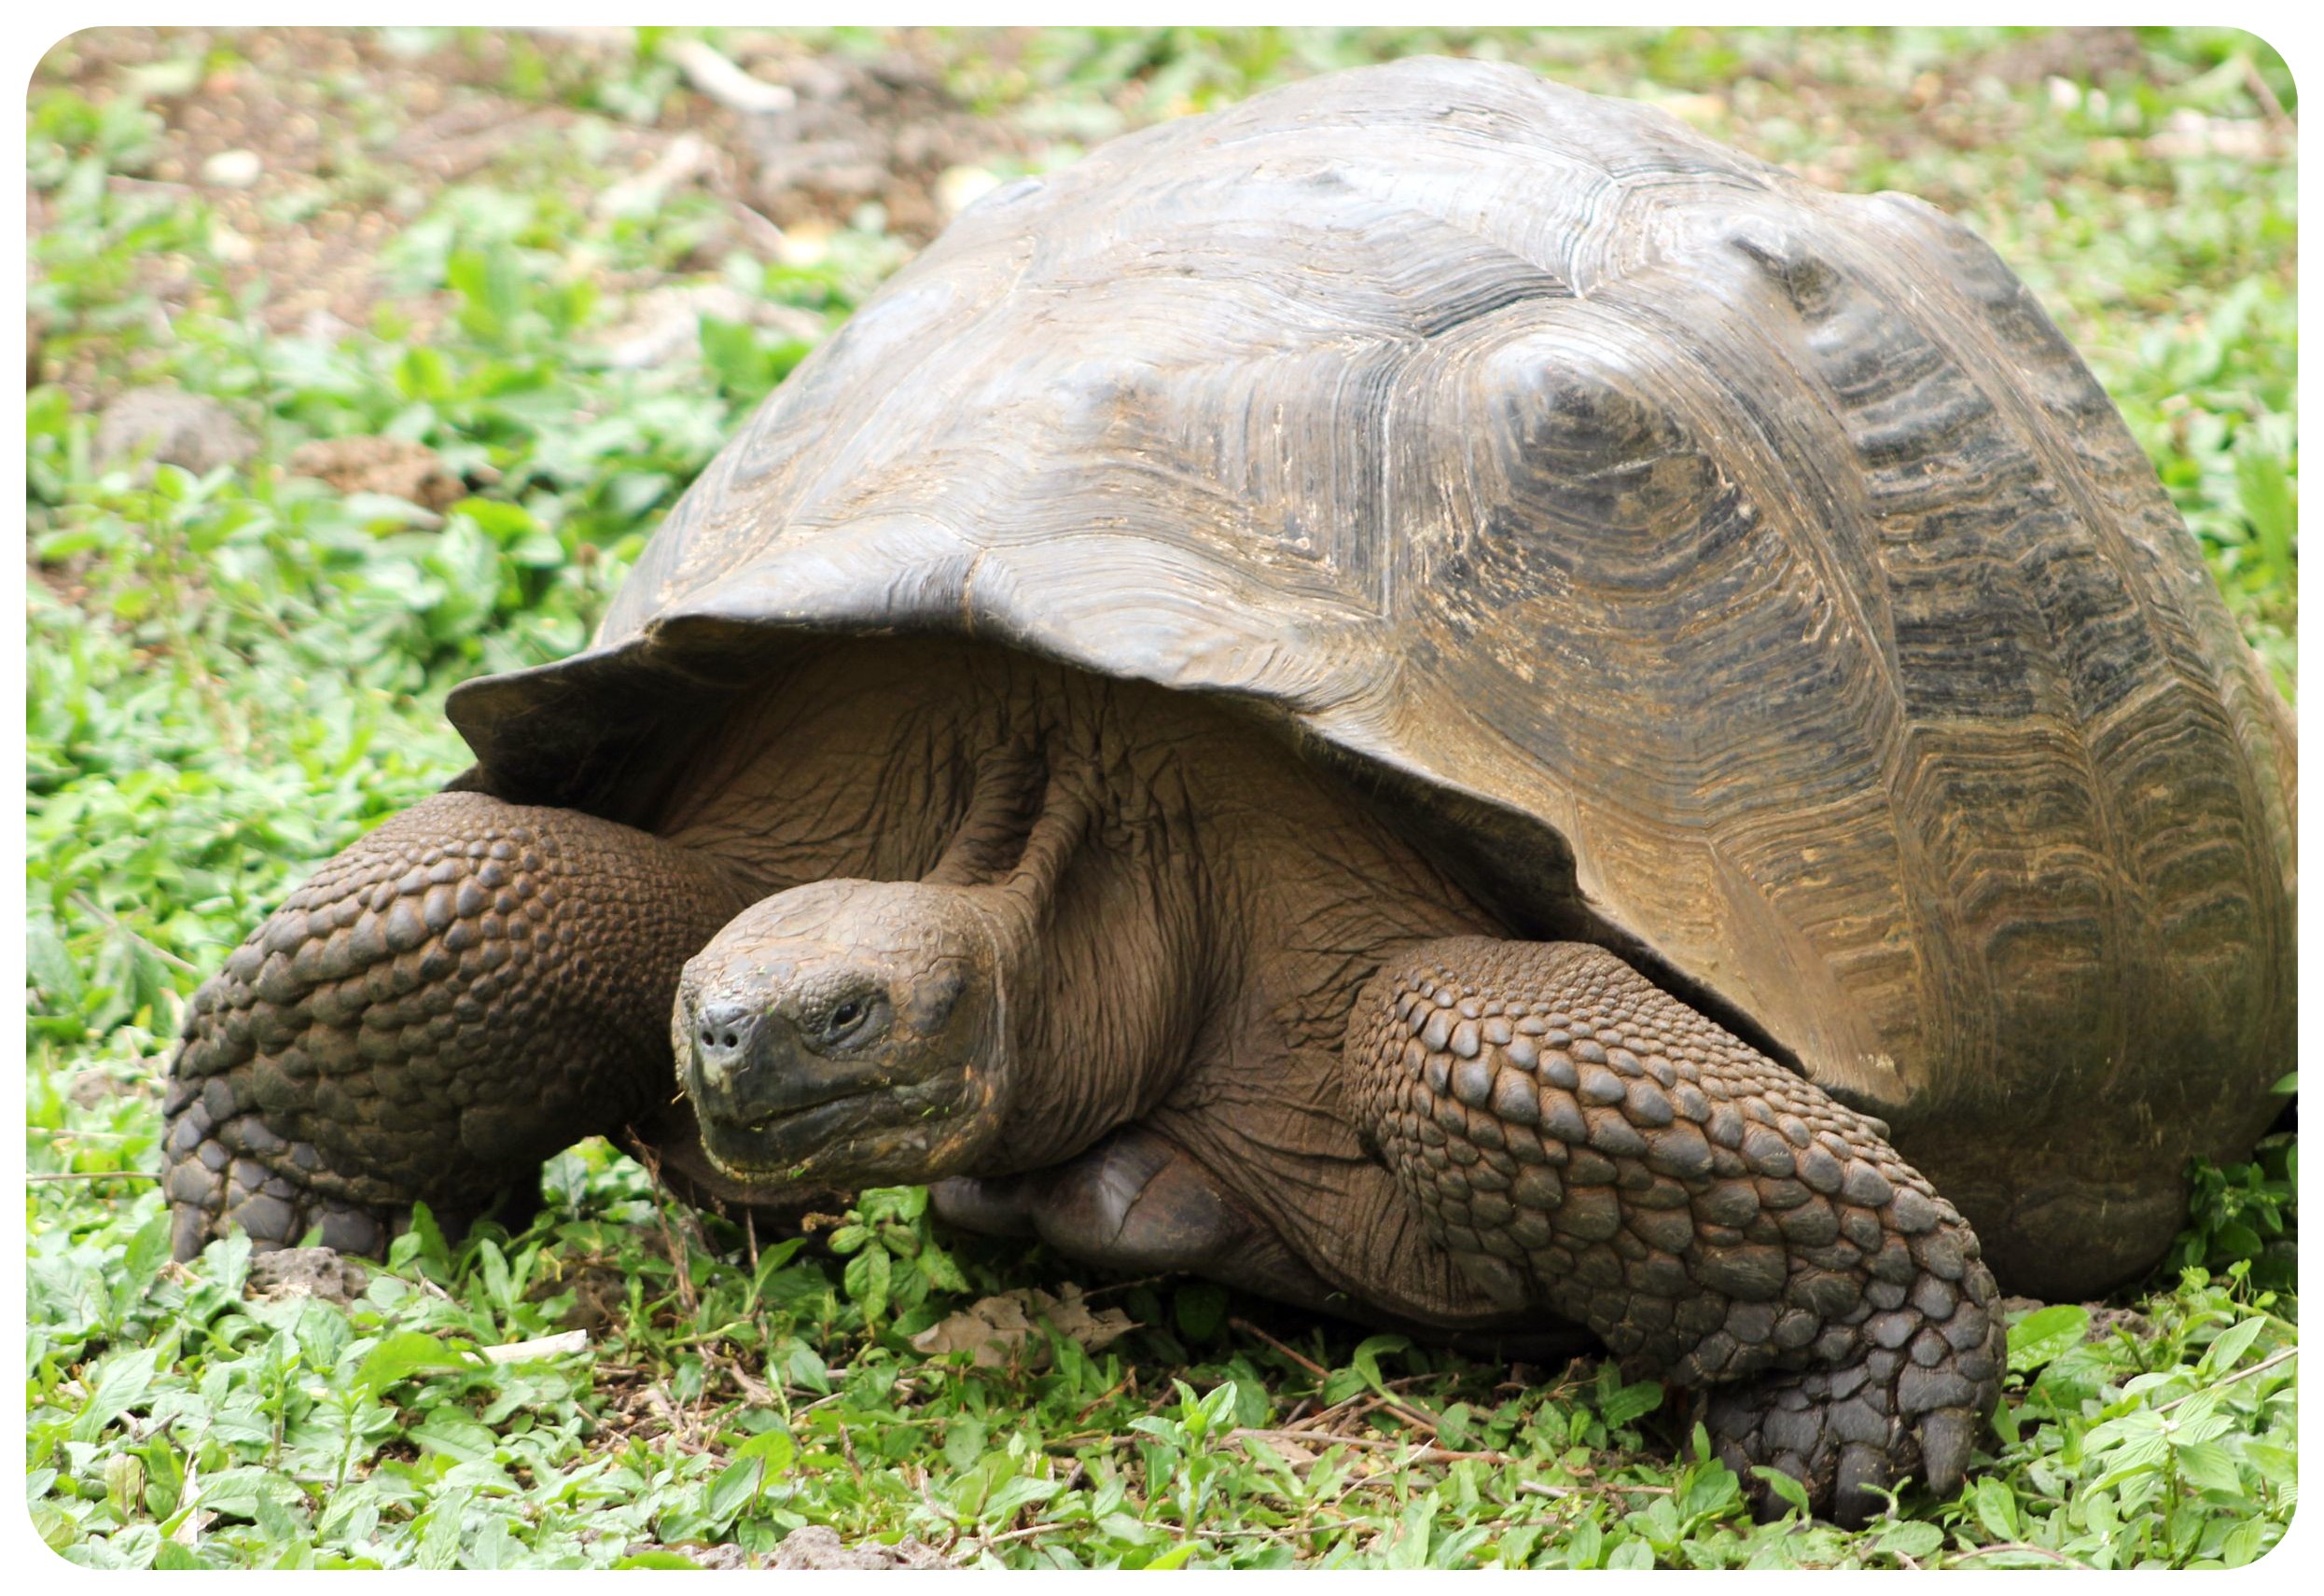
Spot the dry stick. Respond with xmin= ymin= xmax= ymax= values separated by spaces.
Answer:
xmin=718 ymin=197 xmax=790 ymax=258
xmin=1229 ymin=1316 xmax=1440 ymax=1436
xmin=1072 ymin=1376 xmax=1135 ymax=1426
xmin=666 ymin=37 xmax=797 ymax=116
xmin=2153 ymin=1344 xmax=2299 ymax=1412
xmin=2243 ymin=58 xmax=2293 ymax=132
xmin=982 ymin=1520 xmax=1067 ymax=1547
xmin=1519 ymin=1477 xmax=1671 ymax=1499
xmin=1229 ymin=1427 xmax=1512 ymax=1467
xmin=627 ymin=1135 xmax=699 ymax=1314
xmin=69 ymin=891 xmax=203 ymax=974
xmin=1285 ymin=1391 xmax=1374 ymax=1436
xmin=1079 ymin=1273 xmax=1174 ymax=1300
xmin=1949 ymin=1542 xmax=2089 ymax=1569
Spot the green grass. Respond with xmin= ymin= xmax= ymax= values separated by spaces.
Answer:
xmin=25 ymin=26 xmax=2297 ymax=1569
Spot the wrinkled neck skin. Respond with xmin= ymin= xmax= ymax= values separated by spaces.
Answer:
xmin=658 ymin=637 xmax=1495 ymax=1231
xmin=659 ymin=642 xmax=1212 ymax=1176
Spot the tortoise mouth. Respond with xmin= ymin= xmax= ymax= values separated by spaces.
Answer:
xmin=698 ymin=1090 xmax=883 ymax=1179
xmin=694 ymin=1076 xmax=981 ymax=1186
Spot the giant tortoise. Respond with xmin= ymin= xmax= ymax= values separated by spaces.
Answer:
xmin=163 ymin=58 xmax=2296 ymax=1520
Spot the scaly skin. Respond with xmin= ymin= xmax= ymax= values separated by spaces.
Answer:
xmin=1350 ymin=937 xmax=2003 ymax=1525
xmin=162 ymin=792 xmax=749 ymax=1260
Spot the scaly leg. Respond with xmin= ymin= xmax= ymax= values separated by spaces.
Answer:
xmin=163 ymin=793 xmax=748 ymax=1259
xmin=1349 ymin=937 xmax=2002 ymax=1524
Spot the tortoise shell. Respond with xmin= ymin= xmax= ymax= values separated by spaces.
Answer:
xmin=448 ymin=58 xmax=2294 ymax=1274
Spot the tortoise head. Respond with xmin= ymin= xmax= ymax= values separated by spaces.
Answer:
xmin=674 ymin=879 xmax=1016 ymax=1186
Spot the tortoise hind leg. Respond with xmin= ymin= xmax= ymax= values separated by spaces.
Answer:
xmin=1349 ymin=937 xmax=2004 ymax=1525
xmin=163 ymin=793 xmax=749 ymax=1260
xmin=929 ymin=1125 xmax=1346 ymax=1310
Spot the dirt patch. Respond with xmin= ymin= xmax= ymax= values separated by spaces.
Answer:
xmin=30 ymin=28 xmax=1034 ymax=403
xmin=716 ymin=42 xmax=1021 ymax=241
xmin=765 ymin=1524 xmax=959 ymax=1570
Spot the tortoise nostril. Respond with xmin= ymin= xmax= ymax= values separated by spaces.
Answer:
xmin=692 ymin=1000 xmax=758 ymax=1064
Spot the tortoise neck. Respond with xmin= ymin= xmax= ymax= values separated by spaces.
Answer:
xmin=943 ymin=682 xmax=1214 ymax=1177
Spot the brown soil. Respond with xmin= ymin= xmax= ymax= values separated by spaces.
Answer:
xmin=30 ymin=27 xmax=1034 ymax=398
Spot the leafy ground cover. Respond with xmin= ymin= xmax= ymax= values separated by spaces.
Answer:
xmin=24 ymin=25 xmax=2298 ymax=1569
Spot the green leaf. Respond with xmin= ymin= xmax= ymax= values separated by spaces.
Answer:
xmin=706 ymin=1455 xmax=764 ymax=1525
xmin=2201 ymin=1315 xmax=2267 ymax=1377
xmin=118 ymin=1211 xmax=174 ymax=1295
xmin=1987 ymin=1394 xmax=2019 ymax=1444
xmin=2172 ymin=1442 xmax=2244 ymax=1495
xmin=735 ymin=1425 xmax=796 ymax=1478
xmin=983 ymin=1475 xmax=1063 ymax=1522
xmin=2234 ymin=436 xmax=2296 ymax=581
xmin=943 ymin=1416 xmax=988 ymax=1472
xmin=744 ymin=1237 xmax=808 ymax=1308
xmin=2219 ymin=1518 xmax=2270 ymax=1568
xmin=1174 ymin=1282 xmax=1229 ymax=1343
xmin=1605 ymin=1537 xmax=1656 ymax=1570
xmin=354 ymin=1332 xmax=477 ymax=1398
xmin=1599 ymin=1380 xmax=1664 ymax=1428
xmin=2209 ymin=1221 xmax=2265 ymax=1260
xmin=2007 ymin=1304 xmax=2091 ymax=1372
xmin=25 ymin=921 xmax=86 ymax=1009
xmin=1350 ymin=1334 xmax=1412 ymax=1395
xmin=1874 ymin=1520 xmax=1944 ymax=1561
xmin=1751 ymin=1465 xmax=1812 ymax=1517
xmin=1972 ymin=1475 xmax=2019 ymax=1541
xmin=842 ymin=1243 xmax=891 ymax=1324
xmin=71 ymin=1347 xmax=157 ymax=1443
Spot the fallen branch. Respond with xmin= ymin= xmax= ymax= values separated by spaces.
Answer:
xmin=666 ymin=38 xmax=795 ymax=117
xmin=594 ymin=132 xmax=710 ymax=218
xmin=70 ymin=892 xmax=203 ymax=973
xmin=1949 ymin=1541 xmax=2089 ymax=1569
xmin=479 ymin=1330 xmax=590 ymax=1366
xmin=1229 ymin=1426 xmax=1512 ymax=1467
xmin=2242 ymin=57 xmax=2293 ymax=132
xmin=718 ymin=196 xmax=789 ymax=258
xmin=1518 ymin=1476 xmax=1671 ymax=1499
xmin=628 ymin=1131 xmax=699 ymax=1314
xmin=1230 ymin=1316 xmax=1440 ymax=1436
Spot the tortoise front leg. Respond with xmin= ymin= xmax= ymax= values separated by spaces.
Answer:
xmin=1349 ymin=937 xmax=2003 ymax=1525
xmin=163 ymin=793 xmax=748 ymax=1260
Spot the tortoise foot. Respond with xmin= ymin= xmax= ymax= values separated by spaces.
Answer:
xmin=161 ymin=791 xmax=747 ymax=1260
xmin=161 ymin=1076 xmax=402 ymax=1260
xmin=1705 ymin=1277 xmax=2002 ymax=1525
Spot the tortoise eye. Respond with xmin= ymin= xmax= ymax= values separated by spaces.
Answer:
xmin=821 ymin=995 xmax=878 ymax=1045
